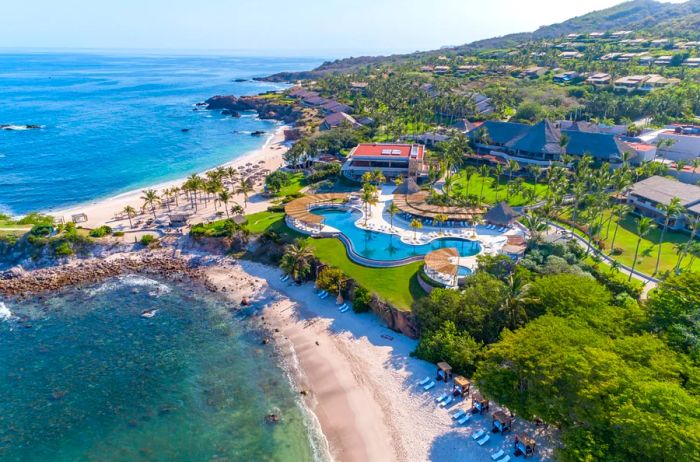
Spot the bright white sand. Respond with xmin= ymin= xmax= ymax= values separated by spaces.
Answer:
xmin=48 ymin=126 xmax=290 ymax=231
xmin=204 ymin=259 xmax=554 ymax=462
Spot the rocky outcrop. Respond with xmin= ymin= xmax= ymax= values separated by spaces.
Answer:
xmin=366 ymin=296 xmax=419 ymax=339
xmin=204 ymin=95 xmax=302 ymax=124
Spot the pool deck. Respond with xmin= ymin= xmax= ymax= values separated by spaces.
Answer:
xmin=316 ymin=186 xmax=526 ymax=270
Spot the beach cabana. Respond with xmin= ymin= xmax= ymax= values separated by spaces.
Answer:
xmin=71 ymin=213 xmax=88 ymax=224
xmin=492 ymin=410 xmax=513 ymax=433
xmin=436 ymin=362 xmax=453 ymax=382
xmin=168 ymin=214 xmax=190 ymax=227
xmin=452 ymin=375 xmax=471 ymax=397
xmin=472 ymin=392 xmax=490 ymax=414
xmin=515 ymin=434 xmax=537 ymax=457
xmin=483 ymin=202 xmax=520 ymax=227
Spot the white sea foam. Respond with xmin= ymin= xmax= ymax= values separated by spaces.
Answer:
xmin=87 ymin=274 xmax=171 ymax=297
xmin=0 ymin=124 xmax=43 ymax=131
xmin=0 ymin=302 xmax=14 ymax=321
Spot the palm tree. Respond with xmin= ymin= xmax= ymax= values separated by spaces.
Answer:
xmin=494 ymin=164 xmax=504 ymax=202
xmin=478 ymin=165 xmax=489 ymax=206
xmin=629 ymin=216 xmax=656 ymax=282
xmin=434 ymin=213 xmax=448 ymax=233
xmin=505 ymin=160 xmax=520 ymax=200
xmin=230 ymin=202 xmax=244 ymax=217
xmin=410 ymin=218 xmax=423 ymax=239
xmin=464 ymin=166 xmax=477 ymax=199
xmin=280 ymin=239 xmax=314 ymax=283
xmin=236 ymin=178 xmax=254 ymax=210
xmin=387 ymin=202 xmax=400 ymax=230
xmin=609 ymin=204 xmax=631 ymax=252
xmin=501 ymin=272 xmax=535 ymax=330
xmin=123 ymin=205 xmax=137 ymax=229
xmin=675 ymin=216 xmax=700 ymax=272
xmin=654 ymin=197 xmax=685 ymax=275
xmin=140 ymin=189 xmax=160 ymax=220
xmin=521 ymin=214 xmax=548 ymax=243
xmin=219 ymin=190 xmax=231 ymax=217
xmin=361 ymin=183 xmax=378 ymax=224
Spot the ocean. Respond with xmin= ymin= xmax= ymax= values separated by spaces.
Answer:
xmin=0 ymin=52 xmax=321 ymax=216
xmin=0 ymin=275 xmax=326 ymax=461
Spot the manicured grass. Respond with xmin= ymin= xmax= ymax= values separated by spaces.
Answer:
xmin=308 ymin=238 xmax=426 ymax=310
xmin=451 ymin=172 xmax=548 ymax=207
xmin=561 ymin=209 xmax=700 ymax=276
xmin=244 ymin=211 xmax=286 ymax=234
xmin=276 ymin=173 xmax=305 ymax=197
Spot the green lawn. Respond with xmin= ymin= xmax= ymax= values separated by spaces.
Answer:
xmin=562 ymin=209 xmax=699 ymax=276
xmin=276 ymin=173 xmax=305 ymax=197
xmin=451 ymin=172 xmax=548 ymax=207
xmin=308 ymin=238 xmax=426 ymax=310
xmin=244 ymin=211 xmax=286 ymax=234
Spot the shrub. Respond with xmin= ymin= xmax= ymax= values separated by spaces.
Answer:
xmin=316 ymin=267 xmax=347 ymax=295
xmin=113 ymin=231 xmax=125 ymax=237
xmin=89 ymin=225 xmax=112 ymax=238
xmin=140 ymin=234 xmax=157 ymax=246
xmin=610 ymin=247 xmax=623 ymax=256
xmin=265 ymin=170 xmax=292 ymax=194
xmin=267 ymin=204 xmax=286 ymax=213
xmin=17 ymin=212 xmax=54 ymax=226
xmin=30 ymin=224 xmax=53 ymax=237
xmin=51 ymin=240 xmax=73 ymax=257
xmin=352 ymin=285 xmax=372 ymax=313
xmin=414 ymin=321 xmax=482 ymax=376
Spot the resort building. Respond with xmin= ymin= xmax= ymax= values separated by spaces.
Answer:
xmin=627 ymin=176 xmax=700 ymax=230
xmin=684 ymin=58 xmax=700 ymax=68
xmin=559 ymin=51 xmax=583 ymax=59
xmin=321 ymin=112 xmax=360 ymax=130
xmin=654 ymin=125 xmax=700 ymax=162
xmin=320 ymin=100 xmax=352 ymax=114
xmin=586 ymin=73 xmax=612 ymax=86
xmin=468 ymin=119 xmax=649 ymax=166
xmin=341 ymin=143 xmax=427 ymax=181
xmin=613 ymin=74 xmax=679 ymax=92
xmin=553 ymin=71 xmax=580 ymax=84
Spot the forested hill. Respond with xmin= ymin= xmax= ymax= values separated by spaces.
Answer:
xmin=261 ymin=0 xmax=700 ymax=81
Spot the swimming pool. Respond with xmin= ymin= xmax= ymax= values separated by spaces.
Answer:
xmin=314 ymin=208 xmax=481 ymax=262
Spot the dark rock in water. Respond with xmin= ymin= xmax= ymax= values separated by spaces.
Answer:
xmin=192 ymin=108 xmax=199 ymax=111
xmin=265 ymin=413 xmax=281 ymax=424
xmin=195 ymin=102 xmax=207 ymax=107
xmin=251 ymin=130 xmax=266 ymax=137
xmin=233 ymin=78 xmax=247 ymax=82
xmin=50 ymin=390 xmax=67 ymax=401
xmin=181 ymin=128 xmax=190 ymax=132
xmin=221 ymin=109 xmax=240 ymax=117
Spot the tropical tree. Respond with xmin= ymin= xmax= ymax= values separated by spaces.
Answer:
xmin=123 ymin=205 xmax=137 ymax=229
xmin=630 ymin=216 xmax=656 ymax=281
xmin=521 ymin=214 xmax=548 ymax=243
xmin=500 ymin=272 xmax=535 ymax=330
xmin=654 ymin=197 xmax=685 ymax=275
xmin=493 ymin=164 xmax=504 ymax=202
xmin=361 ymin=183 xmax=378 ymax=224
xmin=387 ymin=202 xmax=400 ymax=230
xmin=478 ymin=165 xmax=489 ymax=205
xmin=609 ymin=204 xmax=632 ymax=252
xmin=280 ymin=239 xmax=314 ymax=283
xmin=140 ymin=189 xmax=160 ymax=220
xmin=505 ymin=160 xmax=520 ymax=200
xmin=434 ymin=213 xmax=448 ymax=232
xmin=230 ymin=202 xmax=244 ymax=217
xmin=236 ymin=178 xmax=254 ymax=210
xmin=219 ymin=190 xmax=231 ymax=217
xmin=675 ymin=216 xmax=700 ymax=272
xmin=410 ymin=218 xmax=423 ymax=239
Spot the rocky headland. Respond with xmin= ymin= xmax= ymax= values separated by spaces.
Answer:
xmin=204 ymin=95 xmax=302 ymax=124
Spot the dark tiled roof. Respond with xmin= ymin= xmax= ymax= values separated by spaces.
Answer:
xmin=630 ymin=176 xmax=700 ymax=206
xmin=506 ymin=120 xmax=562 ymax=155
xmin=563 ymin=130 xmax=629 ymax=162
xmin=476 ymin=120 xmax=529 ymax=145
xmin=484 ymin=202 xmax=520 ymax=226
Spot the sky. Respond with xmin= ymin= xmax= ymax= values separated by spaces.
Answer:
xmin=0 ymin=0 xmax=688 ymax=57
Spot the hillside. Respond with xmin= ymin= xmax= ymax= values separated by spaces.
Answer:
xmin=261 ymin=0 xmax=700 ymax=81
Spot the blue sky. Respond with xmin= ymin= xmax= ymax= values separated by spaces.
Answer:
xmin=0 ymin=0 xmax=687 ymax=57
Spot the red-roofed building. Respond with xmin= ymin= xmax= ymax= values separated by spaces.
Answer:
xmin=342 ymin=143 xmax=428 ymax=181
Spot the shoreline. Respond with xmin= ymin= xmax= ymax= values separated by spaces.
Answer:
xmin=45 ymin=124 xmax=289 ymax=228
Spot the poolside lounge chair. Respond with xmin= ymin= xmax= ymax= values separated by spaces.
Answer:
xmin=439 ymin=396 xmax=453 ymax=407
xmin=419 ymin=376 xmax=431 ymax=386
xmin=337 ymin=303 xmax=347 ymax=310
xmin=477 ymin=434 xmax=491 ymax=446
xmin=456 ymin=414 xmax=471 ymax=425
xmin=499 ymin=456 xmax=511 ymax=462
xmin=280 ymin=274 xmax=290 ymax=282
xmin=339 ymin=305 xmax=350 ymax=313
xmin=451 ymin=409 xmax=466 ymax=420
xmin=471 ymin=430 xmax=485 ymax=440
xmin=491 ymin=449 xmax=505 ymax=460
xmin=423 ymin=381 xmax=436 ymax=391
xmin=435 ymin=393 xmax=449 ymax=403
xmin=319 ymin=292 xmax=329 ymax=300
xmin=317 ymin=290 xmax=327 ymax=297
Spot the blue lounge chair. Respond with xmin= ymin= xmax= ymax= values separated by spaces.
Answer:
xmin=317 ymin=290 xmax=327 ymax=298
xmin=319 ymin=292 xmax=329 ymax=300
xmin=477 ymin=434 xmax=491 ymax=446
xmin=435 ymin=393 xmax=449 ymax=403
xmin=491 ymin=449 xmax=505 ymax=460
xmin=451 ymin=409 xmax=466 ymax=420
xmin=337 ymin=303 xmax=347 ymax=311
xmin=439 ymin=396 xmax=453 ymax=407
xmin=280 ymin=274 xmax=289 ymax=282
xmin=423 ymin=381 xmax=436 ymax=391
xmin=456 ymin=414 xmax=471 ymax=425
xmin=471 ymin=429 xmax=485 ymax=440
xmin=339 ymin=306 xmax=350 ymax=313
xmin=418 ymin=376 xmax=431 ymax=386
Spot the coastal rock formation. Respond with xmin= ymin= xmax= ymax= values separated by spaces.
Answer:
xmin=0 ymin=253 xmax=200 ymax=298
xmin=0 ymin=124 xmax=43 ymax=131
xmin=204 ymin=95 xmax=302 ymax=124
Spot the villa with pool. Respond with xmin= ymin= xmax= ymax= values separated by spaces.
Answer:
xmin=284 ymin=181 xmax=529 ymax=289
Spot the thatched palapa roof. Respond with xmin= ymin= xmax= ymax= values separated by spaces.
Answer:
xmin=484 ymin=202 xmax=520 ymax=227
xmin=284 ymin=193 xmax=348 ymax=226
xmin=424 ymin=247 xmax=459 ymax=276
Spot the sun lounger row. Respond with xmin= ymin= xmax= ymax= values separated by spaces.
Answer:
xmin=491 ymin=449 xmax=511 ymax=461
xmin=280 ymin=274 xmax=290 ymax=282
xmin=338 ymin=302 xmax=350 ymax=313
xmin=317 ymin=290 xmax=328 ymax=299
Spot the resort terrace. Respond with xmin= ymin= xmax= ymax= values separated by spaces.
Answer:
xmin=284 ymin=193 xmax=350 ymax=233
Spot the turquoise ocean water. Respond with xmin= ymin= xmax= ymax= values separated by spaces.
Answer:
xmin=0 ymin=275 xmax=325 ymax=461
xmin=0 ymin=52 xmax=321 ymax=215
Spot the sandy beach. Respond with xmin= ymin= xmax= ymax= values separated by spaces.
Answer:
xmin=48 ymin=125 xmax=290 ymax=230
xmin=204 ymin=259 xmax=554 ymax=462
